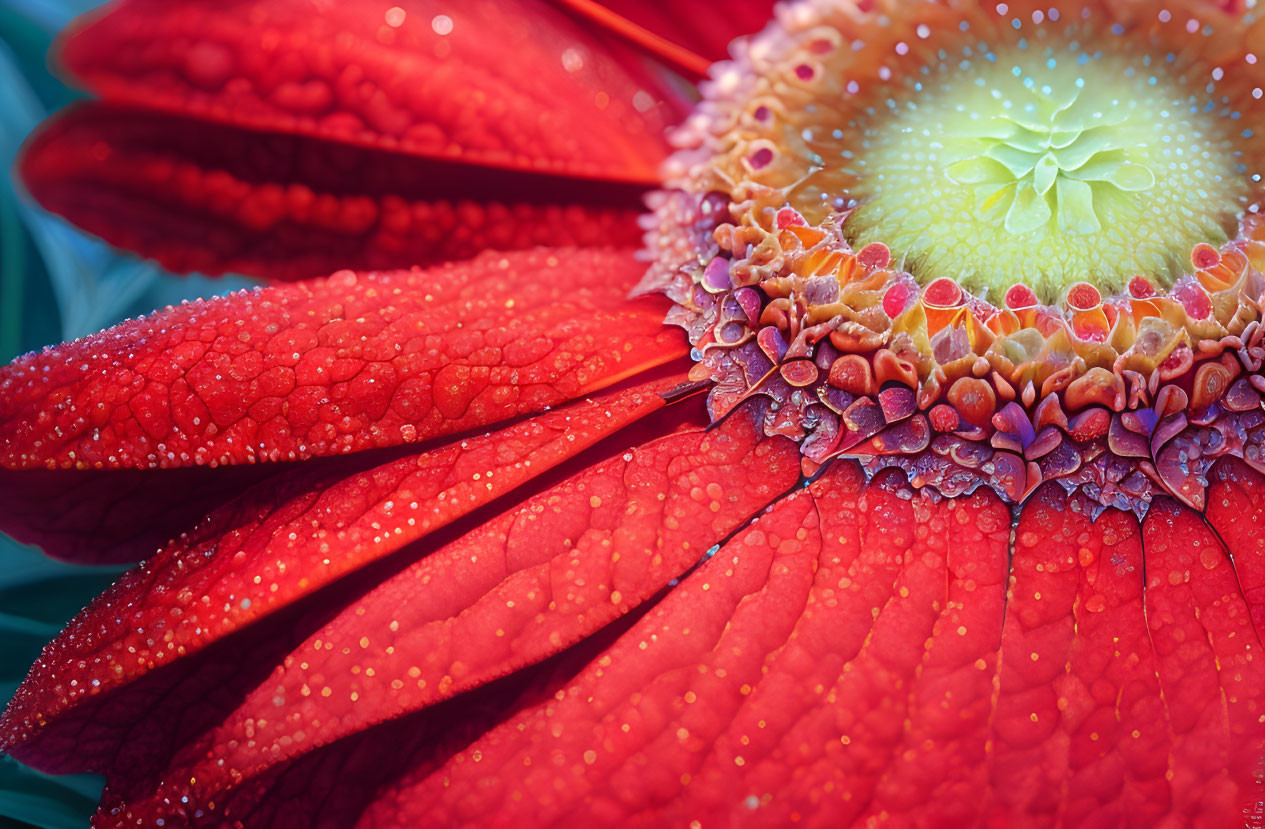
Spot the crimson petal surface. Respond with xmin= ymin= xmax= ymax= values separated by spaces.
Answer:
xmin=1206 ymin=458 xmax=1265 ymax=642
xmin=359 ymin=464 xmax=1007 ymax=826
xmin=354 ymin=472 xmax=1263 ymax=827
xmin=57 ymin=0 xmax=679 ymax=184
xmin=0 ymin=248 xmax=683 ymax=475
xmin=20 ymin=104 xmax=649 ymax=279
xmin=1139 ymin=497 xmax=1265 ymax=823
xmin=0 ymin=376 xmax=689 ymax=767
xmin=51 ymin=410 xmax=801 ymax=825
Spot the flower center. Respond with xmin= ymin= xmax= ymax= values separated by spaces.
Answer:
xmin=841 ymin=41 xmax=1247 ymax=299
xmin=647 ymin=0 xmax=1265 ymax=513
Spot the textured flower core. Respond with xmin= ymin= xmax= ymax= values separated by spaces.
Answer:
xmin=842 ymin=43 xmax=1244 ymax=298
xmin=646 ymin=0 xmax=1265 ymax=514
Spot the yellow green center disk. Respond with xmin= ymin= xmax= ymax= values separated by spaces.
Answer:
xmin=839 ymin=41 xmax=1249 ymax=300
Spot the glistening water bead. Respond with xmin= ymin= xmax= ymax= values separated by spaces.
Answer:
xmin=646 ymin=0 xmax=1265 ymax=516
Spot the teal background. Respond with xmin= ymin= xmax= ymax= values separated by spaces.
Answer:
xmin=0 ymin=2 xmax=252 ymax=825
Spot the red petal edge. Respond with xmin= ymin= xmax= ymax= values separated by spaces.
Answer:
xmin=0 ymin=248 xmax=684 ymax=474
xmin=1206 ymin=458 xmax=1265 ymax=642
xmin=57 ymin=0 xmax=680 ymax=184
xmin=19 ymin=104 xmax=649 ymax=279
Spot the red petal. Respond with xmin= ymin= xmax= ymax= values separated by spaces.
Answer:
xmin=1206 ymin=458 xmax=1265 ymax=640
xmin=0 ymin=463 xmax=280 ymax=563
xmin=17 ymin=409 xmax=801 ymax=825
xmin=986 ymin=486 xmax=1169 ymax=824
xmin=356 ymin=476 xmax=1261 ymax=826
xmin=0 ymin=248 xmax=684 ymax=476
xmin=159 ymin=599 xmax=650 ymax=826
xmin=1139 ymin=497 xmax=1265 ymax=821
xmin=360 ymin=465 xmax=1012 ymax=825
xmin=58 ymin=0 xmax=678 ymax=184
xmin=20 ymin=104 xmax=648 ymax=279
xmin=0 ymin=376 xmax=691 ymax=766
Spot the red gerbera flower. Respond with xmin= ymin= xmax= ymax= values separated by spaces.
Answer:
xmin=4 ymin=0 xmax=1265 ymax=826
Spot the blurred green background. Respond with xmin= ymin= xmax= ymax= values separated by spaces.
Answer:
xmin=0 ymin=2 xmax=252 ymax=825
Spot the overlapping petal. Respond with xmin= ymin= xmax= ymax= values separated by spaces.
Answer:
xmin=21 ymin=0 xmax=696 ymax=278
xmin=0 ymin=377 xmax=688 ymax=768
xmin=0 ymin=462 xmax=282 ymax=565
xmin=20 ymin=104 xmax=649 ymax=279
xmin=0 ymin=248 xmax=683 ymax=472
xmin=0 ymin=247 xmax=685 ymax=561
xmin=1206 ymin=458 xmax=1265 ymax=640
xmin=1137 ymin=496 xmax=1265 ymax=821
xmin=57 ymin=0 xmax=680 ymax=183
xmin=2 ymin=407 xmax=803 ymax=825
xmin=348 ymin=476 xmax=1262 ymax=826
xmin=362 ymin=463 xmax=1010 ymax=825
